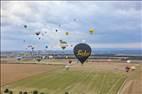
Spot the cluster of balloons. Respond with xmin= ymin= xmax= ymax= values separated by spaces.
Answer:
xmin=22 ymin=17 xmax=95 ymax=64
xmin=23 ymin=17 xmax=95 ymax=50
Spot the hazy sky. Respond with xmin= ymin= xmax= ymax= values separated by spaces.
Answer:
xmin=1 ymin=1 xmax=142 ymax=51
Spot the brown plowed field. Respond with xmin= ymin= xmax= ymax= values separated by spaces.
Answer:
xmin=1 ymin=63 xmax=63 ymax=86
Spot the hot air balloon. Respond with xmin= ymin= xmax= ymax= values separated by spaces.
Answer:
xmin=69 ymin=60 xmax=72 ymax=64
xmin=59 ymin=40 xmax=68 ymax=50
xmin=59 ymin=24 xmax=61 ymax=27
xmin=24 ymin=25 xmax=27 ymax=28
xmin=89 ymin=28 xmax=95 ymax=34
xmin=125 ymin=66 xmax=130 ymax=72
xmin=16 ymin=56 xmax=22 ymax=61
xmin=36 ymin=57 xmax=42 ymax=62
xmin=35 ymin=32 xmax=40 ymax=36
xmin=74 ymin=43 xmax=91 ymax=64
xmin=41 ymin=33 xmax=44 ymax=36
xmin=31 ymin=47 xmax=34 ymax=50
xmin=65 ymin=32 xmax=69 ymax=35
xmin=65 ymin=56 xmax=68 ymax=59
xmin=71 ymin=45 xmax=73 ymax=47
xmin=73 ymin=18 xmax=77 ymax=22
xmin=65 ymin=65 xmax=70 ymax=70
xmin=56 ymin=29 xmax=58 ymax=32
xmin=28 ymin=45 xmax=32 ymax=48
xmin=45 ymin=45 xmax=48 ymax=49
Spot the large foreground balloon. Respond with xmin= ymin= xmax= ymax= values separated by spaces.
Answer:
xmin=74 ymin=43 xmax=91 ymax=64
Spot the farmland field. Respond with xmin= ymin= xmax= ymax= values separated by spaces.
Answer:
xmin=1 ymin=59 xmax=142 ymax=94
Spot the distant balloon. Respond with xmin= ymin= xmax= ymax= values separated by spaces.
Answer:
xmin=89 ymin=28 xmax=95 ymax=34
xmin=48 ymin=55 xmax=53 ymax=59
xmin=69 ymin=60 xmax=72 ymax=64
xmin=41 ymin=33 xmax=44 ymax=36
xmin=65 ymin=32 xmax=69 ymax=35
xmin=65 ymin=56 xmax=68 ymax=59
xmin=36 ymin=58 xmax=42 ymax=62
xmin=74 ymin=43 xmax=91 ymax=64
xmin=56 ymin=29 xmax=58 ymax=32
xmin=16 ymin=56 xmax=22 ymax=61
xmin=45 ymin=45 xmax=48 ymax=49
xmin=73 ymin=18 xmax=77 ymax=22
xmin=31 ymin=47 xmax=34 ymax=50
xmin=27 ymin=45 xmax=35 ymax=50
xmin=35 ymin=32 xmax=40 ymax=36
xmin=24 ymin=25 xmax=27 ymax=28
xmin=61 ymin=46 xmax=66 ymax=50
xmin=28 ymin=45 xmax=32 ymax=48
xmin=59 ymin=40 xmax=68 ymax=50
xmin=60 ymin=40 xmax=67 ymax=44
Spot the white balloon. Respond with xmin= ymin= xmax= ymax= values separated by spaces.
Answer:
xmin=127 ymin=60 xmax=131 ymax=63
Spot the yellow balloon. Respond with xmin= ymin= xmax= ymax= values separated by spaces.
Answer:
xmin=65 ymin=32 xmax=69 ymax=35
xmin=89 ymin=28 xmax=95 ymax=34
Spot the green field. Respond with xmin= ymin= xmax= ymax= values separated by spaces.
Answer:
xmin=4 ymin=66 xmax=126 ymax=94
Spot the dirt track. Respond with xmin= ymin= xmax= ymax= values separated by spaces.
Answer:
xmin=119 ymin=64 xmax=142 ymax=94
xmin=1 ymin=63 xmax=63 ymax=86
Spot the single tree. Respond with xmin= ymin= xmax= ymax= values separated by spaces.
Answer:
xmin=9 ymin=91 xmax=13 ymax=94
xmin=23 ymin=91 xmax=28 ymax=94
xmin=65 ymin=91 xmax=69 ymax=94
xmin=4 ymin=88 xmax=9 ymax=93
xmin=33 ymin=90 xmax=38 ymax=94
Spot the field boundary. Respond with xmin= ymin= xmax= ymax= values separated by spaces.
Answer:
xmin=117 ymin=79 xmax=127 ymax=94
xmin=1 ymin=64 xmax=64 ymax=87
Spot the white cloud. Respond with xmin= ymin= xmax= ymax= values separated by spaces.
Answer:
xmin=1 ymin=1 xmax=142 ymax=50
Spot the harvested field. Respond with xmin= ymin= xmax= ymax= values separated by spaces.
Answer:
xmin=1 ymin=58 xmax=142 ymax=94
xmin=1 ymin=63 xmax=63 ymax=86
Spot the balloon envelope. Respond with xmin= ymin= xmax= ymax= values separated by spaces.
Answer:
xmin=45 ymin=45 xmax=48 ymax=48
xmin=59 ymin=40 xmax=68 ymax=50
xmin=89 ymin=28 xmax=95 ymax=34
xmin=56 ymin=29 xmax=58 ymax=32
xmin=35 ymin=32 xmax=40 ymax=36
xmin=65 ymin=32 xmax=69 ymax=35
xmin=24 ymin=25 xmax=27 ymax=28
xmin=36 ymin=56 xmax=42 ymax=62
xmin=74 ymin=43 xmax=91 ymax=64
xmin=61 ymin=46 xmax=66 ymax=49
